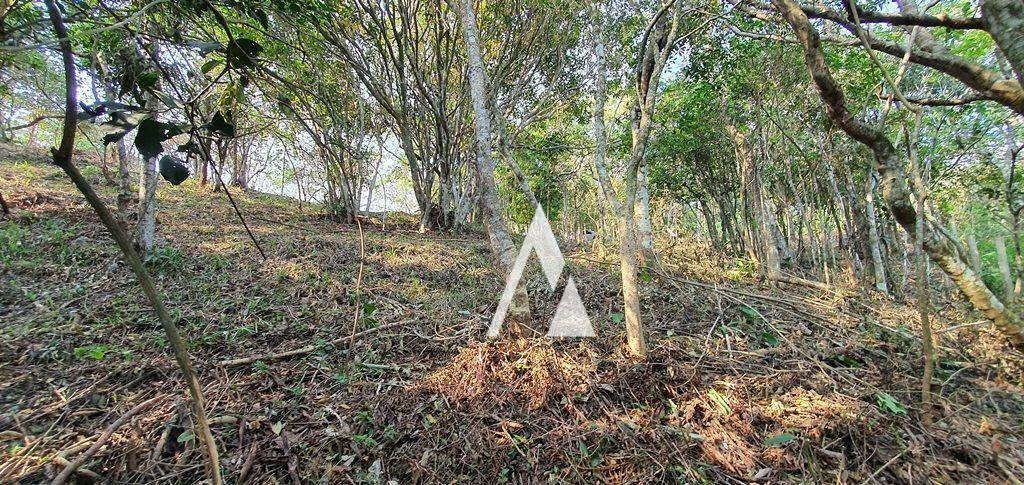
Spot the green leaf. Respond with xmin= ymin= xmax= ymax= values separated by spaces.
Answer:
xmin=610 ymin=312 xmax=624 ymax=324
xmin=176 ymin=430 xmax=194 ymax=443
xmin=362 ymin=302 xmax=377 ymax=316
xmin=708 ymin=388 xmax=731 ymax=415
xmin=73 ymin=344 xmax=108 ymax=361
xmin=761 ymin=331 xmax=779 ymax=347
xmin=763 ymin=433 xmax=796 ymax=447
xmin=876 ymin=392 xmax=907 ymax=415
xmin=738 ymin=306 xmax=762 ymax=323
xmin=201 ymin=59 xmax=223 ymax=75
xmin=639 ymin=270 xmax=653 ymax=283
xmin=159 ymin=155 xmax=190 ymax=185
xmin=136 ymin=71 xmax=159 ymax=90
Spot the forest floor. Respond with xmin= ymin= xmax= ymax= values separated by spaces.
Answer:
xmin=2 ymin=143 xmax=1024 ymax=484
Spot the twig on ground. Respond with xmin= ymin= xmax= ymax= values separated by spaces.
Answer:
xmin=51 ymin=395 xmax=166 ymax=485
xmin=218 ymin=318 xmax=414 ymax=368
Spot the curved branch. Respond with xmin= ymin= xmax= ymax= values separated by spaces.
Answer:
xmin=903 ymin=94 xmax=992 ymax=106
xmin=7 ymin=114 xmax=63 ymax=131
xmin=800 ymin=4 xmax=985 ymax=30
xmin=734 ymin=0 xmax=1024 ymax=114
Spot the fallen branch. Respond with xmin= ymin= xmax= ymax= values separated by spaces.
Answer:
xmin=51 ymin=395 xmax=165 ymax=485
xmin=770 ymin=271 xmax=831 ymax=291
xmin=218 ymin=318 xmax=413 ymax=368
xmin=52 ymin=458 xmax=98 ymax=479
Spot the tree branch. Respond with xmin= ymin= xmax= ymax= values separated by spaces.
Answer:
xmin=800 ymin=4 xmax=985 ymax=30
xmin=42 ymin=1 xmax=223 ymax=482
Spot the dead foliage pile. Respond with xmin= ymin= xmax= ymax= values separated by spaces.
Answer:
xmin=3 ymin=148 xmax=1024 ymax=483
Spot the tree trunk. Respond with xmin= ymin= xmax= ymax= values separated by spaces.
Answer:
xmin=115 ymin=141 xmax=132 ymax=215
xmin=908 ymin=111 xmax=934 ymax=424
xmin=729 ymin=124 xmax=780 ymax=277
xmin=636 ymin=163 xmax=656 ymax=262
xmin=967 ymin=234 xmax=983 ymax=275
xmin=136 ymin=149 xmax=158 ymax=256
xmin=92 ymin=51 xmax=134 ymax=217
xmin=455 ymin=0 xmax=530 ymax=329
xmin=982 ymin=0 xmax=1024 ymax=86
xmin=865 ymin=169 xmax=888 ymax=292
xmin=997 ymin=235 xmax=1014 ymax=302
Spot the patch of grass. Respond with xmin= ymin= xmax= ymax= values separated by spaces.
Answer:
xmin=0 ymin=222 xmax=30 ymax=264
xmin=77 ymin=164 xmax=103 ymax=182
xmin=144 ymin=246 xmax=186 ymax=275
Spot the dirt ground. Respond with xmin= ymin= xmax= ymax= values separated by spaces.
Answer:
xmin=2 ymin=143 xmax=1024 ymax=483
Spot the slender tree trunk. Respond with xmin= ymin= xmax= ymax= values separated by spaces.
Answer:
xmin=135 ymin=46 xmax=161 ymax=256
xmin=455 ymin=0 xmax=530 ymax=329
xmin=636 ymin=163 xmax=656 ymax=262
xmin=967 ymin=234 xmax=983 ymax=275
xmin=618 ymin=173 xmax=645 ymax=356
xmin=44 ymin=3 xmax=221 ymax=481
xmin=92 ymin=51 xmax=134 ymax=216
xmin=997 ymin=235 xmax=1014 ymax=302
xmin=729 ymin=124 xmax=780 ymax=277
xmin=1001 ymin=121 xmax=1024 ymax=299
xmin=200 ymin=137 xmax=211 ymax=187
xmin=136 ymin=148 xmax=158 ymax=256
xmin=865 ymin=169 xmax=888 ymax=292
xmin=115 ymin=141 xmax=132 ymax=214
xmin=909 ymin=111 xmax=934 ymax=424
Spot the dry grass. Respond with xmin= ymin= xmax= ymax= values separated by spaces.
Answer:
xmin=2 ymin=144 xmax=1024 ymax=483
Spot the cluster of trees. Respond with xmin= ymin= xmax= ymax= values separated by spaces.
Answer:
xmin=4 ymin=0 xmax=1024 ymax=352
xmin=2 ymin=0 xmax=1023 ymax=478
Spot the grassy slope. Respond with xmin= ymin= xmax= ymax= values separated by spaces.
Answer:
xmin=2 ymin=143 xmax=1024 ymax=483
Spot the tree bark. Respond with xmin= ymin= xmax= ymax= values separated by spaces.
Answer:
xmin=967 ymin=234 xmax=983 ymax=275
xmin=454 ymin=0 xmax=530 ymax=329
xmin=136 ymin=149 xmax=158 ymax=256
xmin=135 ymin=48 xmax=161 ymax=256
xmin=636 ymin=163 xmax=656 ymax=262
xmin=773 ymin=0 xmax=1024 ymax=346
xmin=865 ymin=168 xmax=888 ymax=292
xmin=997 ymin=235 xmax=1014 ymax=302
xmin=982 ymin=0 xmax=1024 ymax=86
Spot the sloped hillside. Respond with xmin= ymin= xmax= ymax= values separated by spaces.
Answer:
xmin=2 ymin=144 xmax=1024 ymax=483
